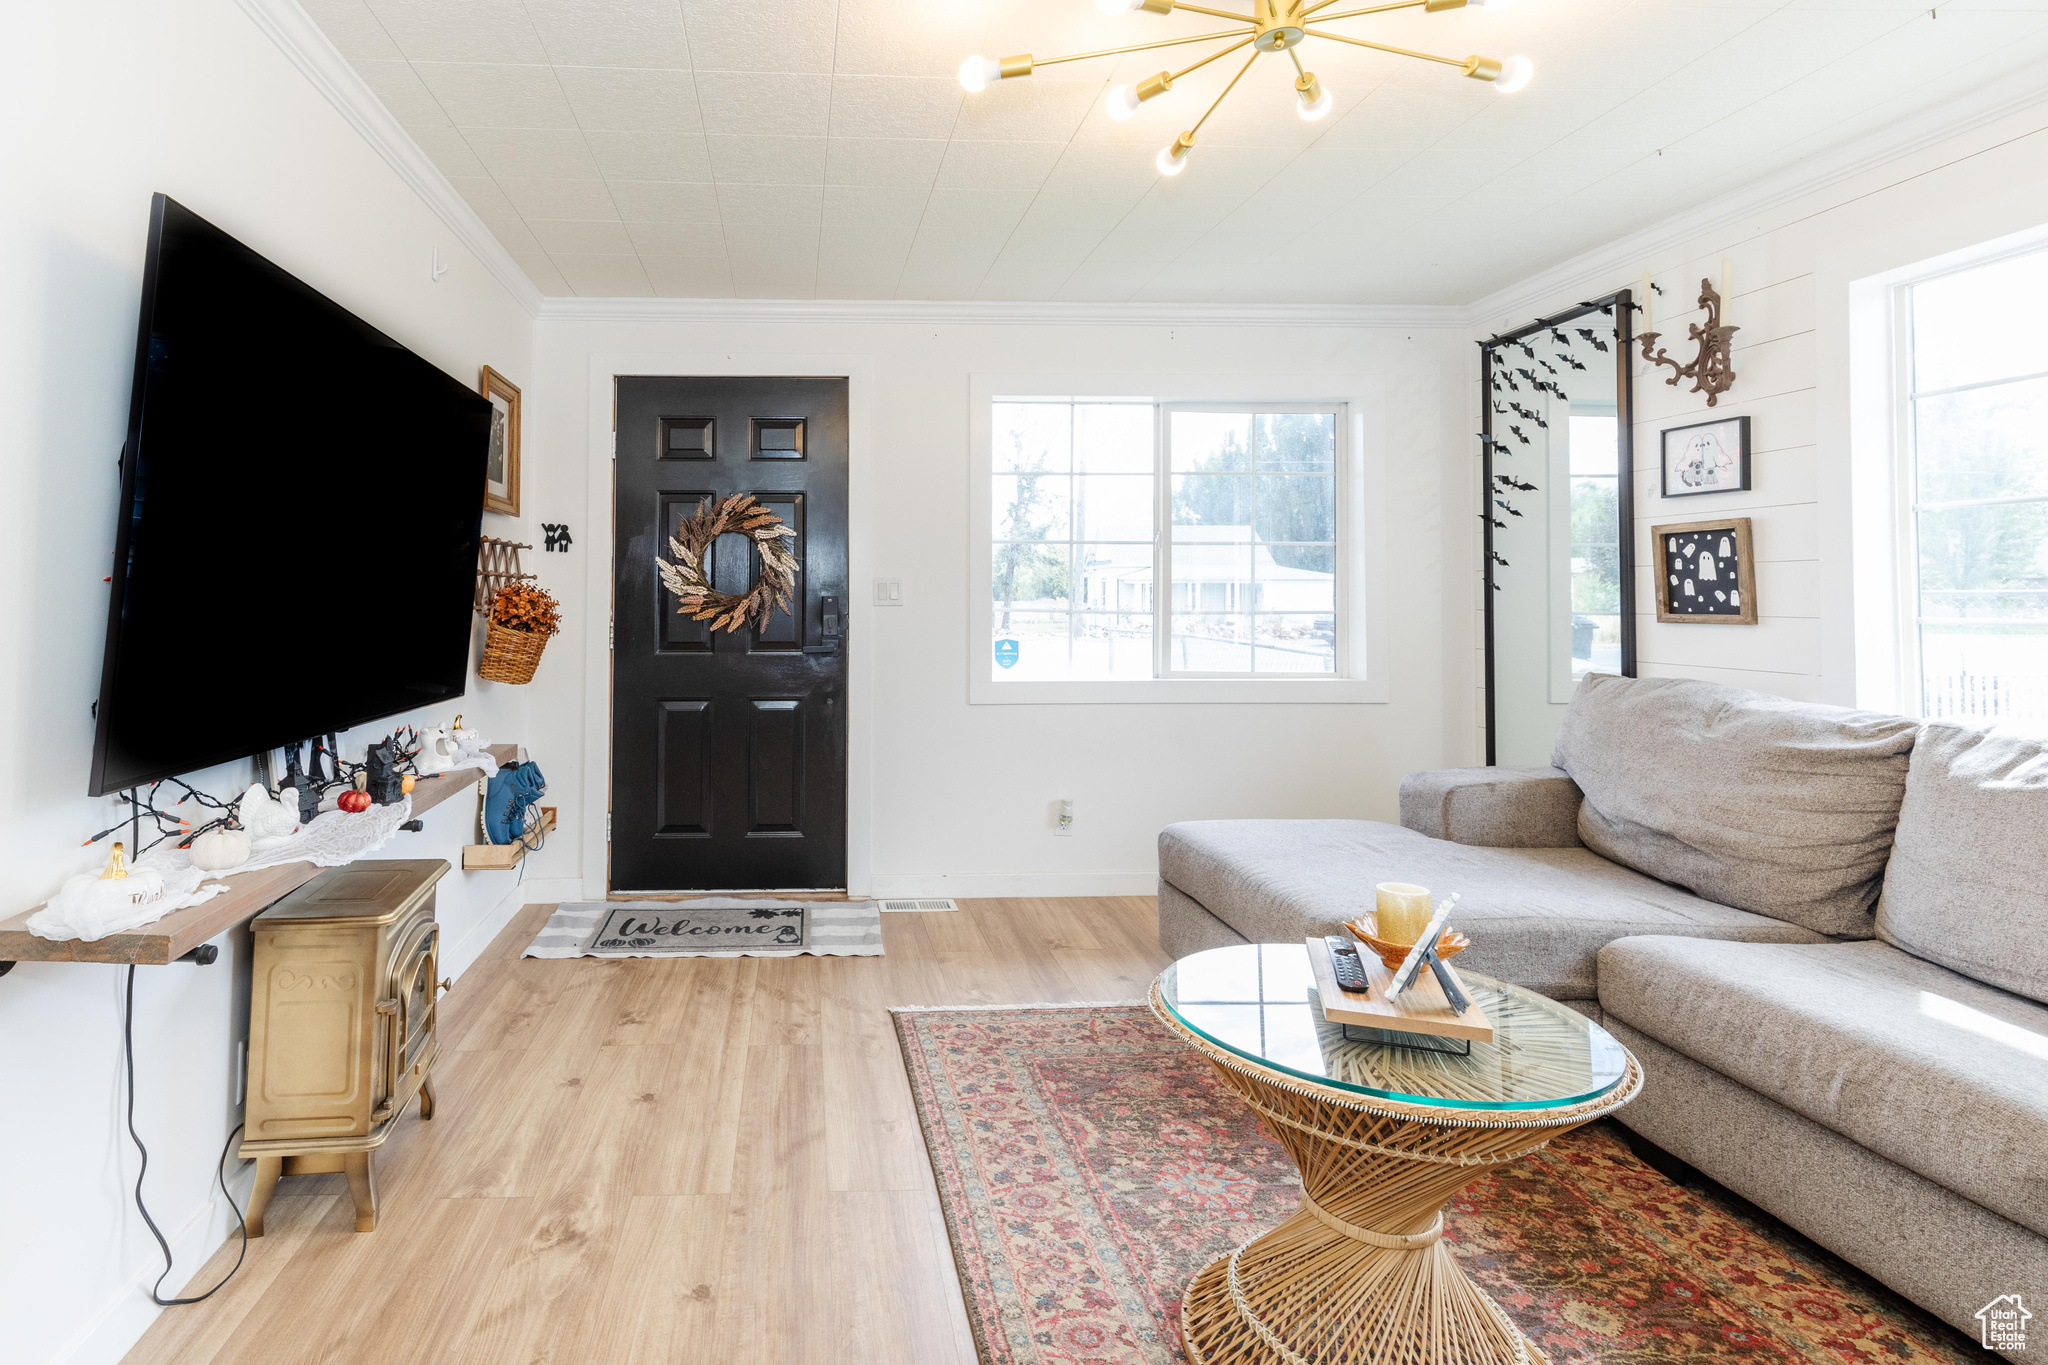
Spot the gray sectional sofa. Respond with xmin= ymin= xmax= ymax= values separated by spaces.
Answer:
xmin=1158 ymin=674 xmax=2047 ymax=1349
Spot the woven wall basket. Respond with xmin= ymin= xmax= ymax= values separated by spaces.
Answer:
xmin=478 ymin=620 xmax=549 ymax=684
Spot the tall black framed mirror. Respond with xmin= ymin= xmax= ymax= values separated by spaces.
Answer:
xmin=1481 ymin=290 xmax=1637 ymax=765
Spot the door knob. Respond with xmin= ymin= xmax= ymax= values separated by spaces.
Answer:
xmin=437 ymin=978 xmax=452 ymax=994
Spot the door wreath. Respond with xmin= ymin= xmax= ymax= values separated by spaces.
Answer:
xmin=657 ymin=493 xmax=799 ymax=633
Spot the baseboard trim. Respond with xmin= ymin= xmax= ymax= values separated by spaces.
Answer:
xmin=867 ymin=871 xmax=1157 ymax=899
xmin=442 ymin=879 xmax=530 ymax=982
xmin=52 ymin=1161 xmax=255 ymax=1365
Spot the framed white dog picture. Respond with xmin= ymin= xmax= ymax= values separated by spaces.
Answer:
xmin=1661 ymin=415 xmax=1750 ymax=497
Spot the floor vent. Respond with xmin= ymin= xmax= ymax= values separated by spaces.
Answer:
xmin=878 ymin=898 xmax=961 ymax=912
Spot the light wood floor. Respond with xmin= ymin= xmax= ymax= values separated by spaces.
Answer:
xmin=123 ymin=896 xmax=1169 ymax=1365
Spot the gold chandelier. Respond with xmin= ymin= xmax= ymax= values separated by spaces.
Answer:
xmin=959 ymin=0 xmax=1530 ymax=176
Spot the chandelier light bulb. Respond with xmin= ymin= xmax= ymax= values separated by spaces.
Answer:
xmin=1495 ymin=54 xmax=1533 ymax=92
xmin=958 ymin=55 xmax=1000 ymax=92
xmin=1295 ymin=72 xmax=1331 ymax=121
xmin=1107 ymin=84 xmax=1142 ymax=120
xmin=1157 ymin=133 xmax=1193 ymax=175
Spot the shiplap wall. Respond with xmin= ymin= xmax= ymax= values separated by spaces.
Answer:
xmin=1464 ymin=81 xmax=2048 ymax=753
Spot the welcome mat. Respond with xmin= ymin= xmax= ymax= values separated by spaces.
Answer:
xmin=895 ymin=1003 xmax=1980 ymax=1365
xmin=523 ymin=899 xmax=882 ymax=959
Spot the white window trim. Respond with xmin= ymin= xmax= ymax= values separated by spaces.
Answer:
xmin=969 ymin=373 xmax=1388 ymax=705
xmin=1852 ymin=227 xmax=2048 ymax=718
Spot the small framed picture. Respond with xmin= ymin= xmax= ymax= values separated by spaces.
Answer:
xmin=481 ymin=366 xmax=521 ymax=517
xmin=1661 ymin=415 xmax=1750 ymax=497
xmin=1653 ymin=516 xmax=1757 ymax=624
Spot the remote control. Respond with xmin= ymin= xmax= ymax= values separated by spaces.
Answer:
xmin=1325 ymin=936 xmax=1369 ymax=993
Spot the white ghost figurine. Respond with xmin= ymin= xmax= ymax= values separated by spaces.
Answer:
xmin=1698 ymin=555 xmax=1717 ymax=581
xmin=1731 ymin=589 xmax=1741 ymax=607
xmin=1683 ymin=581 xmax=1695 ymax=597
xmin=1720 ymin=536 xmax=1733 ymax=557
xmin=238 ymin=783 xmax=300 ymax=844
xmin=414 ymin=726 xmax=456 ymax=774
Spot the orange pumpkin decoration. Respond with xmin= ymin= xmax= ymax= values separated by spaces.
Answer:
xmin=338 ymin=773 xmax=372 ymax=814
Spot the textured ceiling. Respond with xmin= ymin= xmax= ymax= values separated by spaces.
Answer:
xmin=302 ymin=0 xmax=2048 ymax=303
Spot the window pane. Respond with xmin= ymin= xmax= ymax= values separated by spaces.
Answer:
xmin=1255 ymin=545 xmax=1334 ymax=614
xmin=1170 ymin=538 xmax=1251 ymax=615
xmin=992 ymin=542 xmax=1069 ymax=611
xmin=1253 ymin=615 xmax=1336 ymax=673
xmin=1171 ymin=411 xmax=1252 ymax=472
xmin=1075 ymin=403 xmax=1153 ymax=473
xmin=1077 ymin=544 xmax=1153 ymax=612
xmin=1914 ymin=376 xmax=2048 ymax=504
xmin=1168 ymin=614 xmax=1251 ymax=672
xmin=1171 ymin=473 xmax=1251 ymax=529
xmin=1070 ymin=612 xmax=1153 ymax=679
xmin=1255 ymin=475 xmax=1335 ymax=544
xmin=1256 ymin=413 xmax=1335 ymax=471
xmin=1913 ymin=251 xmax=2048 ymax=392
xmin=990 ymin=612 xmax=1070 ymax=680
xmin=993 ymin=472 xmax=1069 ymax=540
xmin=1915 ymin=499 xmax=2048 ymax=726
xmin=992 ymin=403 xmax=1071 ymax=473
xmin=1075 ymin=473 xmax=1153 ymax=541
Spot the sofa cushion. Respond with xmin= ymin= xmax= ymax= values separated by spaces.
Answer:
xmin=1880 ymin=723 xmax=2048 ymax=1005
xmin=1550 ymin=674 xmax=1918 ymax=938
xmin=1158 ymin=819 xmax=1823 ymax=1001
xmin=1398 ymin=766 xmax=1583 ymax=848
xmin=1597 ymin=936 xmax=2048 ymax=1238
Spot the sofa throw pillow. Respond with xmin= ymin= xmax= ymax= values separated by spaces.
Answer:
xmin=1879 ymin=723 xmax=2048 ymax=1005
xmin=1550 ymin=675 xmax=1918 ymax=937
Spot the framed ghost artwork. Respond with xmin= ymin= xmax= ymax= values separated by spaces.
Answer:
xmin=480 ymin=366 xmax=521 ymax=517
xmin=1653 ymin=516 xmax=1757 ymax=624
xmin=1660 ymin=414 xmax=1750 ymax=497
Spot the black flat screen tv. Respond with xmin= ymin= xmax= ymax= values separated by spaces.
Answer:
xmin=88 ymin=194 xmax=493 ymax=796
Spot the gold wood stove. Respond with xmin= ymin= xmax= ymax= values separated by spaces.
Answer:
xmin=240 ymin=858 xmax=451 ymax=1234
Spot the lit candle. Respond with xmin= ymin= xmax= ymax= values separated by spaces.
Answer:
xmin=1375 ymin=882 xmax=1433 ymax=947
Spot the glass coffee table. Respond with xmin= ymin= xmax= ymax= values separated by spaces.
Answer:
xmin=1151 ymin=943 xmax=1640 ymax=1365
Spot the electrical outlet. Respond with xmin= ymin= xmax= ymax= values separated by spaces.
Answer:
xmin=873 ymin=577 xmax=903 ymax=606
xmin=1055 ymin=798 xmax=1074 ymax=836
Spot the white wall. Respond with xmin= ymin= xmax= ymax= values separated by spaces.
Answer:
xmin=526 ymin=308 xmax=1474 ymax=899
xmin=1464 ymin=74 xmax=2048 ymax=741
xmin=0 ymin=4 xmax=539 ymax=1362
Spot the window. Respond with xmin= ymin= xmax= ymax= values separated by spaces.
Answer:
xmin=1566 ymin=411 xmax=1621 ymax=679
xmin=1904 ymin=246 xmax=2048 ymax=729
xmin=988 ymin=399 xmax=1344 ymax=684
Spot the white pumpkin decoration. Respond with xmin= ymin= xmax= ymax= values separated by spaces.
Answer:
xmin=239 ymin=783 xmax=300 ymax=843
xmin=187 ymin=826 xmax=252 ymax=871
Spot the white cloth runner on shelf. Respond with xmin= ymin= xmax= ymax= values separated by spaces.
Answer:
xmin=27 ymin=759 xmax=496 ymax=942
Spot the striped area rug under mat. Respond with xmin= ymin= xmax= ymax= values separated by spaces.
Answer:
xmin=523 ymin=899 xmax=882 ymax=959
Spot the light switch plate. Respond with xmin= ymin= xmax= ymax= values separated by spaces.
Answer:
xmin=873 ymin=577 xmax=903 ymax=606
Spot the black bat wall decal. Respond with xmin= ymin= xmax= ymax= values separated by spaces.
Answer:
xmin=1575 ymin=328 xmax=1610 ymax=352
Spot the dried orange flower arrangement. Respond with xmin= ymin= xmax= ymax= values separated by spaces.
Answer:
xmin=488 ymin=582 xmax=562 ymax=637
xmin=478 ymin=582 xmax=561 ymax=684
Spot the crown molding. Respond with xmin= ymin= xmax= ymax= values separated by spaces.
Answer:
xmin=534 ymin=296 xmax=1469 ymax=327
xmin=1465 ymin=62 xmax=2048 ymax=330
xmin=234 ymin=0 xmax=544 ymax=318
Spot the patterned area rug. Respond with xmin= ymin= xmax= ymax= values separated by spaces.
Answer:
xmin=523 ymin=899 xmax=882 ymax=958
xmin=895 ymin=1003 xmax=1982 ymax=1365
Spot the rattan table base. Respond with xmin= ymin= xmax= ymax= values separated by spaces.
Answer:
xmin=1150 ymin=981 xmax=1641 ymax=1365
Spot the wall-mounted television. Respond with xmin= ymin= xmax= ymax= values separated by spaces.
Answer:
xmin=88 ymin=194 xmax=493 ymax=796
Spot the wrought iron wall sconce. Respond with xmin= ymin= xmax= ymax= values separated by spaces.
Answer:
xmin=1639 ymin=279 xmax=1738 ymax=406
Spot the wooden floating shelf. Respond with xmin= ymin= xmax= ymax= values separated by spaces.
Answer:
xmin=0 ymin=745 xmax=517 ymax=967
xmin=461 ymin=808 xmax=556 ymax=872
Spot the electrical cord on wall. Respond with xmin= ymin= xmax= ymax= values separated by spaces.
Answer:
xmin=123 ymin=965 xmax=248 ymax=1305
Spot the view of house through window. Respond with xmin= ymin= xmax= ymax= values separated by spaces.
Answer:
xmin=1907 ymin=246 xmax=2048 ymax=729
xmin=1568 ymin=412 xmax=1622 ymax=677
xmin=991 ymin=400 xmax=1341 ymax=681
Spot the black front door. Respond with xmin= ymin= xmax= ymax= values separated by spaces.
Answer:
xmin=612 ymin=376 xmax=848 ymax=890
